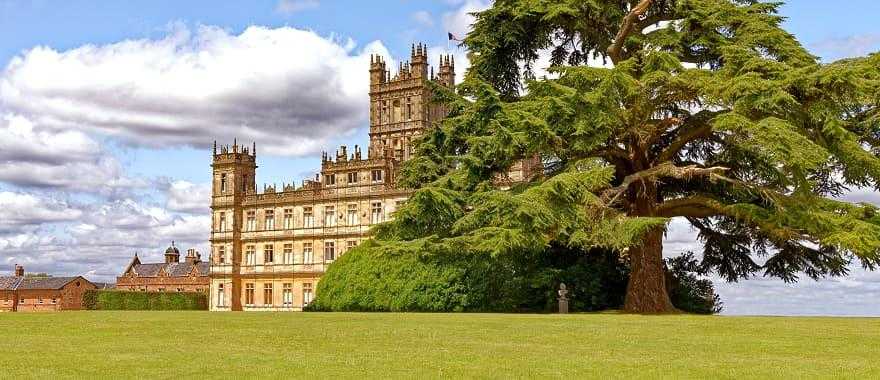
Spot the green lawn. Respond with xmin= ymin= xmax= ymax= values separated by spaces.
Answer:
xmin=0 ymin=312 xmax=877 ymax=379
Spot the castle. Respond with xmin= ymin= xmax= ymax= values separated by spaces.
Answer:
xmin=209 ymin=44 xmax=538 ymax=311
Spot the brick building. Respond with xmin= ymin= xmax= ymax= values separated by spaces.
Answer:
xmin=116 ymin=242 xmax=210 ymax=292
xmin=0 ymin=265 xmax=97 ymax=312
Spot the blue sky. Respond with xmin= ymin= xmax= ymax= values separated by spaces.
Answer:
xmin=0 ymin=0 xmax=879 ymax=315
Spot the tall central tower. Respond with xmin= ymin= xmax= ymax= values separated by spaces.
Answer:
xmin=368 ymin=43 xmax=455 ymax=161
xmin=210 ymin=141 xmax=256 ymax=312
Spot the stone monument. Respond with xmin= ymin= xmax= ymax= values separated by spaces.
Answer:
xmin=557 ymin=283 xmax=569 ymax=314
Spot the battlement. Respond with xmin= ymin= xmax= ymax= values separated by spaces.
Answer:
xmin=212 ymin=140 xmax=257 ymax=164
xmin=370 ymin=43 xmax=454 ymax=88
xmin=321 ymin=144 xmax=393 ymax=170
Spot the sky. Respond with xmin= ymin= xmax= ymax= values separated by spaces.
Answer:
xmin=0 ymin=0 xmax=879 ymax=316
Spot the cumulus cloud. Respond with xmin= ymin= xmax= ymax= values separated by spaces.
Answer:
xmin=1 ymin=196 xmax=211 ymax=280
xmin=165 ymin=180 xmax=211 ymax=213
xmin=0 ymin=191 xmax=81 ymax=233
xmin=0 ymin=114 xmax=143 ymax=194
xmin=276 ymin=0 xmax=319 ymax=14
xmin=0 ymin=24 xmax=390 ymax=157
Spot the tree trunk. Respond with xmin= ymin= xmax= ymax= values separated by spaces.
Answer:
xmin=623 ymin=226 xmax=676 ymax=313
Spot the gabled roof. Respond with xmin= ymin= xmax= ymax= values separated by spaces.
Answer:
xmin=121 ymin=254 xmax=142 ymax=275
xmin=132 ymin=263 xmax=164 ymax=277
xmin=124 ymin=262 xmax=209 ymax=278
xmin=0 ymin=276 xmax=93 ymax=290
xmin=0 ymin=276 xmax=23 ymax=290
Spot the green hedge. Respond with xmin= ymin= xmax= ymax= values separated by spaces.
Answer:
xmin=83 ymin=290 xmax=208 ymax=310
xmin=311 ymin=240 xmax=722 ymax=313
xmin=310 ymin=241 xmax=631 ymax=312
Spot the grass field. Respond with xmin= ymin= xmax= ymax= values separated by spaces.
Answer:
xmin=0 ymin=311 xmax=877 ymax=379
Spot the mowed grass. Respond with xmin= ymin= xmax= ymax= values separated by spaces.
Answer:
xmin=0 ymin=312 xmax=877 ymax=379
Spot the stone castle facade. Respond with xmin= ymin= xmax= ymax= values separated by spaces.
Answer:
xmin=209 ymin=44 xmax=539 ymax=311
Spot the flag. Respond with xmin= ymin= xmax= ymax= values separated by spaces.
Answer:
xmin=448 ymin=32 xmax=463 ymax=42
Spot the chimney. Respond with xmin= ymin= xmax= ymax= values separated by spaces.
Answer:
xmin=185 ymin=248 xmax=199 ymax=264
xmin=14 ymin=264 xmax=23 ymax=277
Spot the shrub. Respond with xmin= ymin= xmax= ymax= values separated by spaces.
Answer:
xmin=83 ymin=290 xmax=208 ymax=310
xmin=313 ymin=240 xmax=722 ymax=314
xmin=665 ymin=253 xmax=724 ymax=314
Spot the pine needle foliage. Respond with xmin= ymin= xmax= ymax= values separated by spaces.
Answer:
xmin=336 ymin=1 xmax=880 ymax=312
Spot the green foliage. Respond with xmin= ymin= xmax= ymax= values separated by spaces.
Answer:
xmin=381 ymin=0 xmax=880 ymax=291
xmin=83 ymin=290 xmax=208 ymax=311
xmin=313 ymin=242 xmax=720 ymax=314
xmin=321 ymin=1 xmax=880 ymax=313
xmin=665 ymin=253 xmax=724 ymax=314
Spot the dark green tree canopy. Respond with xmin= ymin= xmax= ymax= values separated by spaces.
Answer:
xmin=373 ymin=0 xmax=880 ymax=312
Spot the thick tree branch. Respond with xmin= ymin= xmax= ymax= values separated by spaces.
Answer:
xmin=656 ymin=196 xmax=726 ymax=218
xmin=601 ymin=162 xmax=729 ymax=205
xmin=607 ymin=0 xmax=654 ymax=64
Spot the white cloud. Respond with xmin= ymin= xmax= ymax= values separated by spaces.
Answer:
xmin=0 ymin=114 xmax=143 ymax=194
xmin=0 ymin=191 xmax=81 ymax=233
xmin=0 ymin=24 xmax=391 ymax=157
xmin=0 ymin=114 xmax=98 ymax=164
xmin=811 ymin=34 xmax=880 ymax=61
xmin=837 ymin=187 xmax=880 ymax=207
xmin=411 ymin=11 xmax=435 ymax=28
xmin=276 ymin=0 xmax=319 ymax=15
xmin=1 ymin=196 xmax=211 ymax=280
xmin=166 ymin=180 xmax=211 ymax=213
xmin=662 ymin=216 xmax=880 ymax=316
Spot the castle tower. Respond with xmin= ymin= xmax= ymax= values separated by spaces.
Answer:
xmin=211 ymin=140 xmax=257 ymax=311
xmin=410 ymin=43 xmax=428 ymax=79
xmin=369 ymin=54 xmax=386 ymax=85
xmin=368 ymin=42 xmax=453 ymax=162
xmin=437 ymin=54 xmax=455 ymax=87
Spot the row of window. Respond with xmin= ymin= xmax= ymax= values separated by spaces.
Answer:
xmin=218 ymin=202 xmax=387 ymax=232
xmin=2 ymin=297 xmax=58 ymax=305
xmin=324 ymin=169 xmax=384 ymax=186
xmin=215 ymin=283 xmax=313 ymax=308
xmin=215 ymin=241 xmax=359 ymax=264
xmin=132 ymin=288 xmax=207 ymax=293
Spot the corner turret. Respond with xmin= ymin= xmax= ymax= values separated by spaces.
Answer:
xmin=437 ymin=54 xmax=455 ymax=87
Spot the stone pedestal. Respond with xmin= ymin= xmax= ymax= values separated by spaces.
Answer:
xmin=557 ymin=283 xmax=569 ymax=314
